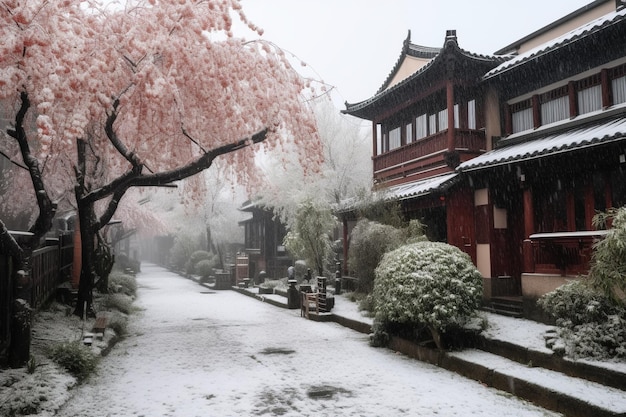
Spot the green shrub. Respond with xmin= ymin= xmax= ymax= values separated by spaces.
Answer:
xmin=294 ymin=260 xmax=308 ymax=281
xmin=372 ymin=241 xmax=483 ymax=349
xmin=185 ymin=250 xmax=212 ymax=275
xmin=108 ymin=313 xmax=129 ymax=337
xmin=538 ymin=279 xmax=626 ymax=359
xmin=102 ymin=293 xmax=134 ymax=315
xmin=348 ymin=219 xmax=405 ymax=293
xmin=195 ymin=259 xmax=216 ymax=279
xmin=538 ymin=280 xmax=620 ymax=326
xmin=51 ymin=341 xmax=98 ymax=381
xmin=170 ymin=233 xmax=202 ymax=271
xmin=588 ymin=206 xmax=626 ymax=305
xmin=107 ymin=271 xmax=137 ymax=297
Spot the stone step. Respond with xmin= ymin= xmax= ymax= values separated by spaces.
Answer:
xmin=447 ymin=349 xmax=626 ymax=417
xmin=477 ymin=334 xmax=626 ymax=392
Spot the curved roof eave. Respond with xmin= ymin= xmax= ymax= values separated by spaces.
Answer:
xmin=484 ymin=8 xmax=626 ymax=80
xmin=343 ymin=38 xmax=510 ymax=120
xmin=375 ymin=30 xmax=441 ymax=95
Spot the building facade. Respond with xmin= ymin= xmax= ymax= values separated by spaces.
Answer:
xmin=344 ymin=0 xmax=626 ymax=308
xmin=238 ymin=201 xmax=291 ymax=282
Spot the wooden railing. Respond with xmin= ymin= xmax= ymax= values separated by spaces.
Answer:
xmin=525 ymin=230 xmax=608 ymax=276
xmin=373 ymin=129 xmax=486 ymax=175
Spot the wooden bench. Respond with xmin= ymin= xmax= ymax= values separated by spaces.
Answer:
xmin=92 ymin=316 xmax=108 ymax=338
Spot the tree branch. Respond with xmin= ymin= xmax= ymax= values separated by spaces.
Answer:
xmin=86 ymin=128 xmax=267 ymax=202
xmin=105 ymin=98 xmax=142 ymax=169
xmin=9 ymin=92 xmax=56 ymax=249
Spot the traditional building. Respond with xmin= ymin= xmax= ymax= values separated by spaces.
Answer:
xmin=344 ymin=0 xmax=626 ymax=312
xmin=238 ymin=201 xmax=291 ymax=282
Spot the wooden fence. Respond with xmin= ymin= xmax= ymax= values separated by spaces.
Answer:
xmin=0 ymin=233 xmax=74 ymax=365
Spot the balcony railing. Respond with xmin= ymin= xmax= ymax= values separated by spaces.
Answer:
xmin=524 ymin=230 xmax=608 ymax=276
xmin=373 ymin=129 xmax=486 ymax=175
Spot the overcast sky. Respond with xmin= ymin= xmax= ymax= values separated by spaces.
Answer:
xmin=235 ymin=0 xmax=594 ymax=107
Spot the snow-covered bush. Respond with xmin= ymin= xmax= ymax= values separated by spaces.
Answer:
xmin=347 ymin=219 xmax=405 ymax=293
xmin=538 ymin=279 xmax=626 ymax=359
xmin=372 ymin=241 xmax=483 ymax=349
xmin=102 ymin=293 xmax=135 ymax=315
xmin=107 ymin=271 xmax=137 ymax=297
xmin=537 ymin=280 xmax=620 ymax=326
xmin=51 ymin=342 xmax=98 ymax=382
xmin=195 ymin=258 xmax=218 ymax=280
xmin=186 ymin=250 xmax=212 ymax=275
xmin=169 ymin=233 xmax=203 ymax=271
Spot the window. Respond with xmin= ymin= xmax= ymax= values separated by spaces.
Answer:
xmin=541 ymin=95 xmax=569 ymax=125
xmin=454 ymin=104 xmax=460 ymax=128
xmin=429 ymin=114 xmax=437 ymax=135
xmin=389 ymin=126 xmax=401 ymax=150
xmin=512 ymin=108 xmax=533 ymax=133
xmin=578 ymin=85 xmax=602 ymax=114
xmin=376 ymin=124 xmax=382 ymax=155
xmin=468 ymin=100 xmax=476 ymax=129
xmin=405 ymin=123 xmax=413 ymax=144
xmin=416 ymin=114 xmax=428 ymax=139
xmin=613 ymin=75 xmax=626 ymax=105
xmin=540 ymin=87 xmax=570 ymax=125
xmin=437 ymin=109 xmax=448 ymax=131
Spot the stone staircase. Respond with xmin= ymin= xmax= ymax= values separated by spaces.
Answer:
xmin=388 ymin=331 xmax=626 ymax=417
xmin=483 ymin=296 xmax=524 ymax=318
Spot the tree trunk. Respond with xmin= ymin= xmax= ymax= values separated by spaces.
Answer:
xmin=74 ymin=198 xmax=97 ymax=318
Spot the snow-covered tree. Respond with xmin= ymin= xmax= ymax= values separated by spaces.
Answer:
xmin=373 ymin=241 xmax=483 ymax=349
xmin=283 ymin=199 xmax=336 ymax=276
xmin=256 ymin=96 xmax=370 ymax=224
xmin=0 ymin=0 xmax=322 ymax=317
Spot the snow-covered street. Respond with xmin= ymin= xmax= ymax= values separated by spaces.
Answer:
xmin=56 ymin=264 xmax=559 ymax=416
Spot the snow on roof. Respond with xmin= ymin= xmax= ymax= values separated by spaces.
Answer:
xmin=458 ymin=116 xmax=626 ymax=172
xmin=383 ymin=173 xmax=458 ymax=200
xmin=485 ymin=8 xmax=626 ymax=79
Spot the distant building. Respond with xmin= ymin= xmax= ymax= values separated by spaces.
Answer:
xmin=343 ymin=0 xmax=626 ymax=313
xmin=238 ymin=201 xmax=291 ymax=282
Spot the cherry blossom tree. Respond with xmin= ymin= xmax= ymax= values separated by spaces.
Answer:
xmin=0 ymin=0 xmax=322 ymax=317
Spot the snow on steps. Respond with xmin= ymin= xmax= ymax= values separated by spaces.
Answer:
xmin=230 ymin=286 xmax=626 ymax=416
xmin=449 ymin=349 xmax=626 ymax=417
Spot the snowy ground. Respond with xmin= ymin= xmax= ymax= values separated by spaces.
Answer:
xmin=48 ymin=264 xmax=561 ymax=416
xmin=3 ymin=263 xmax=623 ymax=416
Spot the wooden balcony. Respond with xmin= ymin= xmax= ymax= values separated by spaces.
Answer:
xmin=373 ymin=129 xmax=486 ymax=182
xmin=524 ymin=230 xmax=608 ymax=276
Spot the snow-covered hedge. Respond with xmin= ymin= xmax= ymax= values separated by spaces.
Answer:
xmin=372 ymin=241 xmax=483 ymax=348
xmin=348 ymin=219 xmax=405 ymax=293
xmin=538 ymin=279 xmax=626 ymax=360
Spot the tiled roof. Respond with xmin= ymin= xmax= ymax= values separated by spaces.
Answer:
xmin=383 ymin=173 xmax=459 ymax=200
xmin=485 ymin=8 xmax=626 ymax=79
xmin=457 ymin=116 xmax=626 ymax=172
xmin=344 ymin=34 xmax=510 ymax=117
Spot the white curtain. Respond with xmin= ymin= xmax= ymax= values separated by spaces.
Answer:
xmin=468 ymin=100 xmax=476 ymax=129
xmin=416 ymin=114 xmax=428 ymax=139
xmin=541 ymin=96 xmax=569 ymax=125
xmin=613 ymin=76 xmax=626 ymax=105
xmin=438 ymin=109 xmax=448 ymax=131
xmin=512 ymin=107 xmax=533 ymax=133
xmin=389 ymin=127 xmax=401 ymax=150
xmin=577 ymin=85 xmax=602 ymax=114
